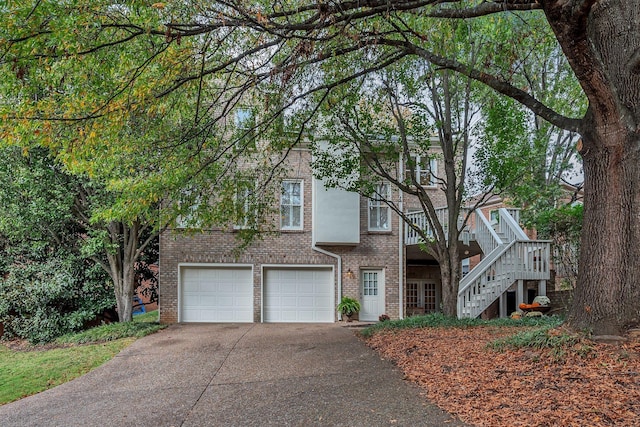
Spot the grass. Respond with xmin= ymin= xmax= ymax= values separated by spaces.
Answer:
xmin=0 ymin=311 xmax=165 ymax=405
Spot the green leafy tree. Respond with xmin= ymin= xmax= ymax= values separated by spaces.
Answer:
xmin=536 ymin=204 xmax=584 ymax=290
xmin=1 ymin=1 xmax=639 ymax=335
xmin=473 ymin=40 xmax=585 ymax=225
xmin=0 ymin=147 xmax=114 ymax=342
xmin=0 ymin=146 xmax=159 ymax=324
xmin=312 ymin=38 xmax=485 ymax=316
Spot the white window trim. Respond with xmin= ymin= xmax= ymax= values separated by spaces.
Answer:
xmin=406 ymin=154 xmax=438 ymax=188
xmin=368 ymin=182 xmax=391 ymax=232
xmin=233 ymin=187 xmax=252 ymax=230
xmin=280 ymin=179 xmax=303 ymax=230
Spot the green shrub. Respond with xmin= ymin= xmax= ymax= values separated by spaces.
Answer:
xmin=0 ymin=255 xmax=114 ymax=344
xmin=55 ymin=311 xmax=164 ymax=345
xmin=488 ymin=324 xmax=578 ymax=352
xmin=360 ymin=312 xmax=562 ymax=338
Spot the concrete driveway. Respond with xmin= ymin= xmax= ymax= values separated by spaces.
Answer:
xmin=0 ymin=324 xmax=465 ymax=426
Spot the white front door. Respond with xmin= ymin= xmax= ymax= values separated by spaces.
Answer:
xmin=360 ymin=269 xmax=385 ymax=321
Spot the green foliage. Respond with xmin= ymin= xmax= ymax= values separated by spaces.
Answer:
xmin=0 ymin=255 xmax=114 ymax=344
xmin=55 ymin=311 xmax=165 ymax=345
xmin=360 ymin=312 xmax=562 ymax=338
xmin=487 ymin=321 xmax=593 ymax=362
xmin=535 ymin=203 xmax=583 ymax=241
xmin=488 ymin=325 xmax=577 ymax=352
xmin=534 ymin=203 xmax=583 ymax=288
xmin=473 ymin=97 xmax=530 ymax=190
xmin=337 ymin=296 xmax=361 ymax=316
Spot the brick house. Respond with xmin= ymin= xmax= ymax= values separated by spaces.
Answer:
xmin=159 ymin=144 xmax=551 ymax=324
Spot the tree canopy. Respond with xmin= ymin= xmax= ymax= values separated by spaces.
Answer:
xmin=1 ymin=1 xmax=639 ymax=335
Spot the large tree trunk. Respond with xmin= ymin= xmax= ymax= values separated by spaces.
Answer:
xmin=568 ymin=126 xmax=640 ymax=335
xmin=545 ymin=0 xmax=640 ymax=335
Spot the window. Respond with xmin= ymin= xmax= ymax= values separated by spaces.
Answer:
xmin=175 ymin=188 xmax=201 ymax=229
xmin=368 ymin=182 xmax=390 ymax=231
xmin=406 ymin=282 xmax=419 ymax=308
xmin=363 ymin=271 xmax=378 ymax=296
xmin=234 ymin=187 xmax=252 ymax=229
xmin=234 ymin=107 xmax=255 ymax=150
xmin=490 ymin=210 xmax=500 ymax=225
xmin=281 ymin=180 xmax=303 ymax=230
xmin=461 ymin=258 xmax=470 ymax=277
xmin=405 ymin=155 xmax=438 ymax=187
xmin=235 ymin=107 xmax=253 ymax=130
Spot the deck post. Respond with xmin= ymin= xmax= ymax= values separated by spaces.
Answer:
xmin=538 ymin=280 xmax=547 ymax=296
xmin=499 ymin=293 xmax=507 ymax=318
xmin=516 ymin=279 xmax=525 ymax=307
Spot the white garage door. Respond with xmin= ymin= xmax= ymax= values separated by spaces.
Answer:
xmin=180 ymin=266 xmax=253 ymax=322
xmin=264 ymin=267 xmax=334 ymax=323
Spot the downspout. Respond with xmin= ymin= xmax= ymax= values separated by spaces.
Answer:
xmin=398 ymin=156 xmax=404 ymax=319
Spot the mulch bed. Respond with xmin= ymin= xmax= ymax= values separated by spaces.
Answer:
xmin=365 ymin=326 xmax=640 ymax=426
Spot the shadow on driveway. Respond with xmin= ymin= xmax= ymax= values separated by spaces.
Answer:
xmin=0 ymin=323 xmax=467 ymax=426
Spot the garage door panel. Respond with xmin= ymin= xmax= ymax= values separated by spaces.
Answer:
xmin=180 ymin=267 xmax=253 ymax=323
xmin=264 ymin=267 xmax=334 ymax=323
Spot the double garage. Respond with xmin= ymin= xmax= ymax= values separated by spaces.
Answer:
xmin=179 ymin=265 xmax=335 ymax=323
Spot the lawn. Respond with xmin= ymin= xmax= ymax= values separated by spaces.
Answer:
xmin=0 ymin=311 xmax=165 ymax=405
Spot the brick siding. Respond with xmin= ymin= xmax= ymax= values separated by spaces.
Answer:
xmin=160 ymin=149 xmax=405 ymax=323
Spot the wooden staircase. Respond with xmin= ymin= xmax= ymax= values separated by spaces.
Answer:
xmin=457 ymin=209 xmax=551 ymax=318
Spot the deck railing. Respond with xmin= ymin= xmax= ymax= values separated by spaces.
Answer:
xmin=456 ymin=208 xmax=550 ymax=318
xmin=404 ymin=207 xmax=471 ymax=246
xmin=403 ymin=207 xmax=551 ymax=319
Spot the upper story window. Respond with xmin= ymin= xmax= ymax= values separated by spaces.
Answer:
xmin=234 ymin=107 xmax=255 ymax=150
xmin=234 ymin=187 xmax=252 ymax=229
xmin=175 ymin=188 xmax=201 ymax=229
xmin=369 ymin=182 xmax=391 ymax=232
xmin=405 ymin=155 xmax=438 ymax=187
xmin=281 ymin=180 xmax=303 ymax=230
xmin=235 ymin=107 xmax=253 ymax=130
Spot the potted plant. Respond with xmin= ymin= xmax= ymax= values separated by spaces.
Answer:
xmin=337 ymin=296 xmax=361 ymax=322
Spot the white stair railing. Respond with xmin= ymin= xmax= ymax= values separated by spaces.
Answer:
xmin=474 ymin=209 xmax=503 ymax=254
xmin=457 ymin=209 xmax=551 ymax=319
xmin=404 ymin=207 xmax=551 ymax=319
xmin=496 ymin=208 xmax=528 ymax=243
xmin=457 ymin=239 xmax=551 ymax=318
